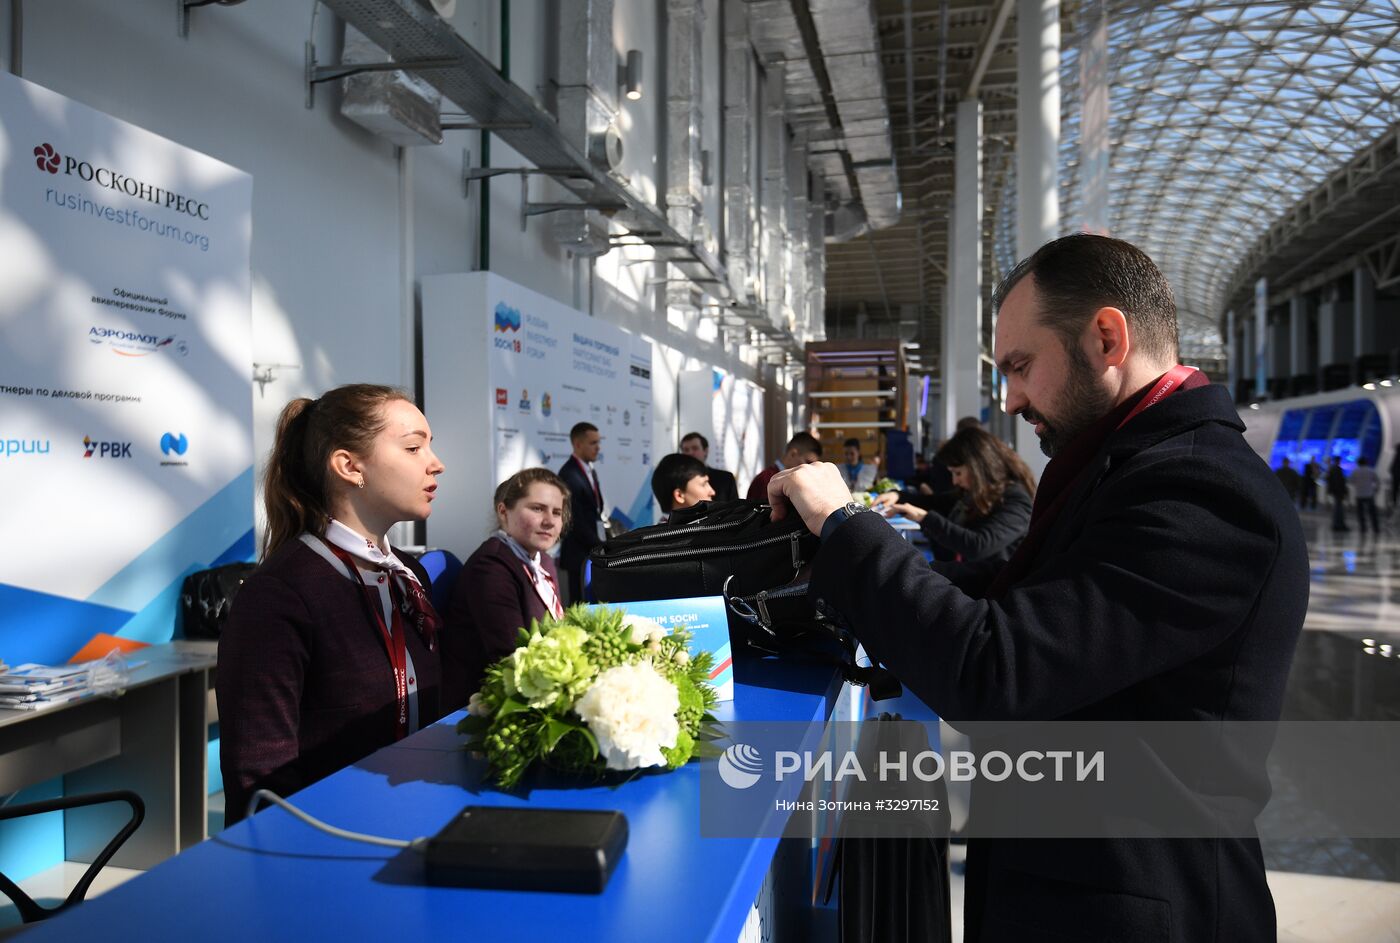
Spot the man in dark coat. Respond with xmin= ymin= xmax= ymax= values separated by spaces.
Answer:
xmin=557 ymin=421 xmax=605 ymax=603
xmin=768 ymin=234 xmax=1308 ymax=943
xmin=680 ymin=431 xmax=739 ymax=503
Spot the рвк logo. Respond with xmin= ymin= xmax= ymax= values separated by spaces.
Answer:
xmin=34 ymin=143 xmax=60 ymax=174
xmin=83 ymin=435 xmax=132 ymax=459
xmin=718 ymin=743 xmax=764 ymax=790
xmin=160 ymin=433 xmax=189 ymax=456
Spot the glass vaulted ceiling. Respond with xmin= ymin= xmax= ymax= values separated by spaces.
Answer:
xmin=999 ymin=0 xmax=1400 ymax=363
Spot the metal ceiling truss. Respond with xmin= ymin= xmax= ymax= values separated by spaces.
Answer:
xmin=1052 ymin=0 xmax=1400 ymax=363
xmin=833 ymin=0 xmax=1399 ymax=375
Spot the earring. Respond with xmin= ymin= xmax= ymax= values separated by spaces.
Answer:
xmin=357 ymin=476 xmax=366 ymax=490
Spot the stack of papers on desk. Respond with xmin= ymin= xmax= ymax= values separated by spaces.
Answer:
xmin=0 ymin=663 xmax=95 ymax=710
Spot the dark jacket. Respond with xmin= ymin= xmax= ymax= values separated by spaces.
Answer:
xmin=217 ymin=538 xmax=442 ymax=825
xmin=557 ymin=456 xmax=604 ymax=575
xmin=1325 ymin=464 xmax=1347 ymax=498
xmin=811 ymin=383 xmax=1308 ymax=943
xmin=441 ymin=537 xmax=559 ymax=709
xmin=919 ymin=483 xmax=1031 ymax=565
xmin=706 ymin=466 xmax=739 ymax=504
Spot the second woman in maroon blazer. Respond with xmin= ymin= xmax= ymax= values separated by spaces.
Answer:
xmin=441 ymin=468 xmax=571 ymax=708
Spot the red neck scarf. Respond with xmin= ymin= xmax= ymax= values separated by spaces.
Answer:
xmin=983 ymin=367 xmax=1208 ymax=599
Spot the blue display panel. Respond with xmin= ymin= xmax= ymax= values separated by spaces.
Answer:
xmin=1269 ymin=399 xmax=1382 ymax=474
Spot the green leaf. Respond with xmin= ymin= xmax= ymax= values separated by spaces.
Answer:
xmin=542 ymin=717 xmax=581 ymax=753
xmin=571 ymin=724 xmax=600 ymax=760
xmin=494 ymin=696 xmax=529 ymax=719
xmin=691 ymin=740 xmax=725 ymax=759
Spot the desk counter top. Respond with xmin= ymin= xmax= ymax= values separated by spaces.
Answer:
xmin=20 ymin=655 xmax=847 ymax=943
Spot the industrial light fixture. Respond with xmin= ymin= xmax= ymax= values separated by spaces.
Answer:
xmin=1363 ymin=382 xmax=1378 ymax=391
xmin=1382 ymin=379 xmax=1394 ymax=388
xmin=622 ymin=50 xmax=643 ymax=101
xmin=1248 ymin=402 xmax=1260 ymax=410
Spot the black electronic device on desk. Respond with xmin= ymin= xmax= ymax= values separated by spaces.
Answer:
xmin=423 ymin=806 xmax=628 ymax=893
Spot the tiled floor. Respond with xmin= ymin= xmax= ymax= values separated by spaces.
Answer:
xmin=942 ymin=504 xmax=1400 ymax=942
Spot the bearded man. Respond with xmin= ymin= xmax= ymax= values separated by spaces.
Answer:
xmin=769 ymin=234 xmax=1308 ymax=943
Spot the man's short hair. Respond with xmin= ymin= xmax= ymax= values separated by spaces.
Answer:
xmin=786 ymin=432 xmax=822 ymax=459
xmin=652 ymin=453 xmax=707 ymax=511
xmin=992 ymin=233 xmax=1179 ymax=363
xmin=843 ymin=437 xmax=861 ymax=451
xmin=569 ymin=422 xmax=599 ymax=442
xmin=681 ymin=431 xmax=709 ymax=450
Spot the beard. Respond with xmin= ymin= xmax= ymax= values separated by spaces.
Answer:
xmin=1024 ymin=344 xmax=1115 ymax=458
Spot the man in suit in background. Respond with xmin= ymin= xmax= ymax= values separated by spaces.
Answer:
xmin=768 ymin=234 xmax=1308 ymax=942
xmin=557 ymin=422 xmax=604 ymax=603
xmin=680 ymin=431 xmax=738 ymax=503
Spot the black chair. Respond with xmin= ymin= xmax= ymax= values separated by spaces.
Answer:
xmin=0 ymin=790 xmax=144 ymax=925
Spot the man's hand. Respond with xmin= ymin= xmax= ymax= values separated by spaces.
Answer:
xmin=873 ymin=491 xmax=900 ymax=510
xmin=768 ymin=461 xmax=853 ymax=536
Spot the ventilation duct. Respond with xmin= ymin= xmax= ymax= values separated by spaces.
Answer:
xmin=339 ymin=25 xmax=443 ymax=146
xmin=761 ymin=62 xmax=789 ymax=331
xmin=722 ymin=0 xmax=756 ymax=302
xmin=806 ymin=183 xmax=827 ymax=341
xmin=807 ymin=0 xmax=900 ymax=232
xmin=552 ymin=0 xmax=618 ymax=257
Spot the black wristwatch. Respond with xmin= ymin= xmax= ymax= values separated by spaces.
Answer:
xmin=821 ymin=501 xmax=871 ymax=541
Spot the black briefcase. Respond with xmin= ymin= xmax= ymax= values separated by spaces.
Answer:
xmin=588 ymin=500 xmax=900 ymax=698
xmin=588 ymin=499 xmax=818 ymax=601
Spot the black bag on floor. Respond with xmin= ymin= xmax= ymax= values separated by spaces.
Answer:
xmin=179 ymin=562 xmax=257 ymax=640
xmin=825 ymin=713 xmax=953 ymax=943
xmin=588 ymin=499 xmax=900 ymax=698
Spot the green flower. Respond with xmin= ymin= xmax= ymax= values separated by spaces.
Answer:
xmin=509 ymin=625 xmax=594 ymax=710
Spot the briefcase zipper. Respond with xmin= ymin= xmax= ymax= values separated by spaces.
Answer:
xmin=606 ymin=531 xmax=803 ymax=567
xmin=637 ymin=514 xmax=762 ymax=540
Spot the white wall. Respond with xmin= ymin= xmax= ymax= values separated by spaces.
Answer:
xmin=1 ymin=0 xmax=816 ymax=548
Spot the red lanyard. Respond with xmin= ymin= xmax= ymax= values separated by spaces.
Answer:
xmin=523 ymin=562 xmax=565 ymax=619
xmin=322 ymin=540 xmax=410 ymax=740
xmin=1117 ymin=365 xmax=1198 ymax=431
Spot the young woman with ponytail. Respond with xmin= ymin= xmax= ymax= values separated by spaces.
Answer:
xmin=217 ymin=384 xmax=446 ymax=823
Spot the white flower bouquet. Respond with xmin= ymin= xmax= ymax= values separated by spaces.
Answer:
xmin=457 ymin=604 xmax=721 ymax=788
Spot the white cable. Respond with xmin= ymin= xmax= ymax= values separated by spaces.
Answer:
xmin=247 ymin=789 xmax=428 ymax=852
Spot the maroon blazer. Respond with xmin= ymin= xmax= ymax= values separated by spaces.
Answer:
xmin=746 ymin=463 xmax=780 ymax=503
xmin=216 ymin=538 xmax=442 ymax=825
xmin=441 ymin=537 xmax=560 ymax=710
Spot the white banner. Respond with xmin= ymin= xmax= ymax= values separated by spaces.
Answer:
xmin=0 ymin=73 xmax=253 ymax=664
xmin=422 ymin=273 xmax=655 ymax=560
xmin=488 ymin=276 xmax=654 ymax=527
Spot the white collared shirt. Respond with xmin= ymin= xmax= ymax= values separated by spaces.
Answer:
xmin=303 ymin=520 xmax=421 ymax=732
xmin=496 ymin=531 xmax=563 ymax=618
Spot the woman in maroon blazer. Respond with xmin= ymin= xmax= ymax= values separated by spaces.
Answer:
xmin=441 ymin=468 xmax=570 ymax=708
xmin=217 ymin=384 xmax=446 ymax=824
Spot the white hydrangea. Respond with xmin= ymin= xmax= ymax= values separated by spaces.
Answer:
xmin=622 ymin=614 xmax=667 ymax=647
xmin=573 ymin=662 xmax=680 ymax=771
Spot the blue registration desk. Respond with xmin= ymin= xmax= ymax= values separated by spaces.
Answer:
xmin=19 ymin=656 xmax=851 ymax=943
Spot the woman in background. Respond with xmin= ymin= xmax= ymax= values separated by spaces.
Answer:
xmin=218 ymin=384 xmax=446 ymax=824
xmin=441 ymin=468 xmax=570 ymax=708
xmin=891 ymin=426 xmax=1035 ymax=566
